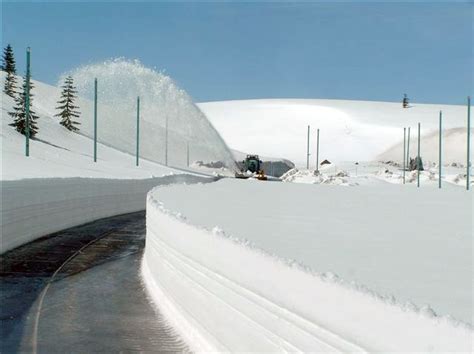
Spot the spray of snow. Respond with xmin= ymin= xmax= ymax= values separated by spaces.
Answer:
xmin=61 ymin=59 xmax=236 ymax=170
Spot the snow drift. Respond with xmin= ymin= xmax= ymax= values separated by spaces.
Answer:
xmin=142 ymin=186 xmax=472 ymax=352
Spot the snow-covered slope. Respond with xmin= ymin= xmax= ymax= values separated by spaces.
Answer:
xmin=198 ymin=99 xmax=469 ymax=167
xmin=1 ymin=74 xmax=175 ymax=180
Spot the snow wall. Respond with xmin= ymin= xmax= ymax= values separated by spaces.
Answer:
xmin=142 ymin=188 xmax=472 ymax=352
xmin=61 ymin=59 xmax=236 ymax=171
xmin=0 ymin=174 xmax=213 ymax=254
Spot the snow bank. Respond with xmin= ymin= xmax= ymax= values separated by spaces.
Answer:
xmin=0 ymin=174 xmax=212 ymax=254
xmin=153 ymin=179 xmax=473 ymax=323
xmin=142 ymin=186 xmax=472 ymax=352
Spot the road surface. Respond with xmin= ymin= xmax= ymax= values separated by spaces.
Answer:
xmin=0 ymin=211 xmax=188 ymax=353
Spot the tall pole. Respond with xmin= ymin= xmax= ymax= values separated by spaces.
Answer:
xmin=25 ymin=47 xmax=31 ymax=157
xmin=439 ymin=111 xmax=442 ymax=189
xmin=165 ymin=114 xmax=169 ymax=166
xmin=306 ymin=125 xmax=310 ymax=169
xmin=136 ymin=96 xmax=140 ymax=166
xmin=417 ymin=122 xmax=421 ymax=188
xmin=406 ymin=127 xmax=411 ymax=171
xmin=467 ymin=96 xmax=471 ymax=191
xmin=93 ymin=78 xmax=98 ymax=162
xmin=316 ymin=128 xmax=320 ymax=172
xmin=403 ymin=127 xmax=406 ymax=184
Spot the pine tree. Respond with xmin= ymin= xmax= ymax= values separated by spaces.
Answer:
xmin=55 ymin=76 xmax=80 ymax=132
xmin=8 ymin=76 xmax=39 ymax=137
xmin=2 ymin=44 xmax=17 ymax=97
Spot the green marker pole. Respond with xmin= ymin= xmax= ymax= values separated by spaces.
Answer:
xmin=25 ymin=47 xmax=31 ymax=157
xmin=136 ymin=96 xmax=140 ymax=166
xmin=316 ymin=128 xmax=320 ymax=172
xmin=467 ymin=96 xmax=471 ymax=191
xmin=417 ymin=122 xmax=421 ymax=188
xmin=93 ymin=78 xmax=98 ymax=162
xmin=403 ymin=127 xmax=406 ymax=184
xmin=439 ymin=111 xmax=442 ymax=189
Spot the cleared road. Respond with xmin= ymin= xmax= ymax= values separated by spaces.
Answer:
xmin=0 ymin=211 xmax=188 ymax=353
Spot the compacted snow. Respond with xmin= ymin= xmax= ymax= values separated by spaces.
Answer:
xmin=143 ymin=179 xmax=472 ymax=351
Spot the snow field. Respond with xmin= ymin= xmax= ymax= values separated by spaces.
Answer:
xmin=198 ymin=99 xmax=469 ymax=167
xmin=142 ymin=185 xmax=472 ymax=352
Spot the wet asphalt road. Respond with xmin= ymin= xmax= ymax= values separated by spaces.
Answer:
xmin=0 ymin=211 xmax=188 ymax=353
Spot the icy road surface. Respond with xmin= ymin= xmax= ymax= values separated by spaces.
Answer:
xmin=0 ymin=212 xmax=188 ymax=353
xmin=154 ymin=178 xmax=472 ymax=324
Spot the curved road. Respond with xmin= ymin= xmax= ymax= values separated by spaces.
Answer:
xmin=0 ymin=211 xmax=188 ymax=353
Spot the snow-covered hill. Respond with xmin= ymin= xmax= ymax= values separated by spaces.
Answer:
xmin=198 ymin=99 xmax=469 ymax=167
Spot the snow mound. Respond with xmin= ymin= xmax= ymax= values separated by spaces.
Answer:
xmin=281 ymin=167 xmax=357 ymax=186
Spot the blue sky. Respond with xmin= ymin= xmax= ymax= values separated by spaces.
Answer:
xmin=2 ymin=1 xmax=472 ymax=104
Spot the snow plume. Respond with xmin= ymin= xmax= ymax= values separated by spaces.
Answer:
xmin=60 ymin=58 xmax=236 ymax=171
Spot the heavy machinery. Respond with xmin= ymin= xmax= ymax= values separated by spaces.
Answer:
xmin=235 ymin=154 xmax=267 ymax=180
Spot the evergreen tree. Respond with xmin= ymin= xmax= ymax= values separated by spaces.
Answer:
xmin=2 ymin=44 xmax=17 ymax=97
xmin=55 ymin=76 xmax=80 ymax=131
xmin=8 ymin=76 xmax=39 ymax=137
